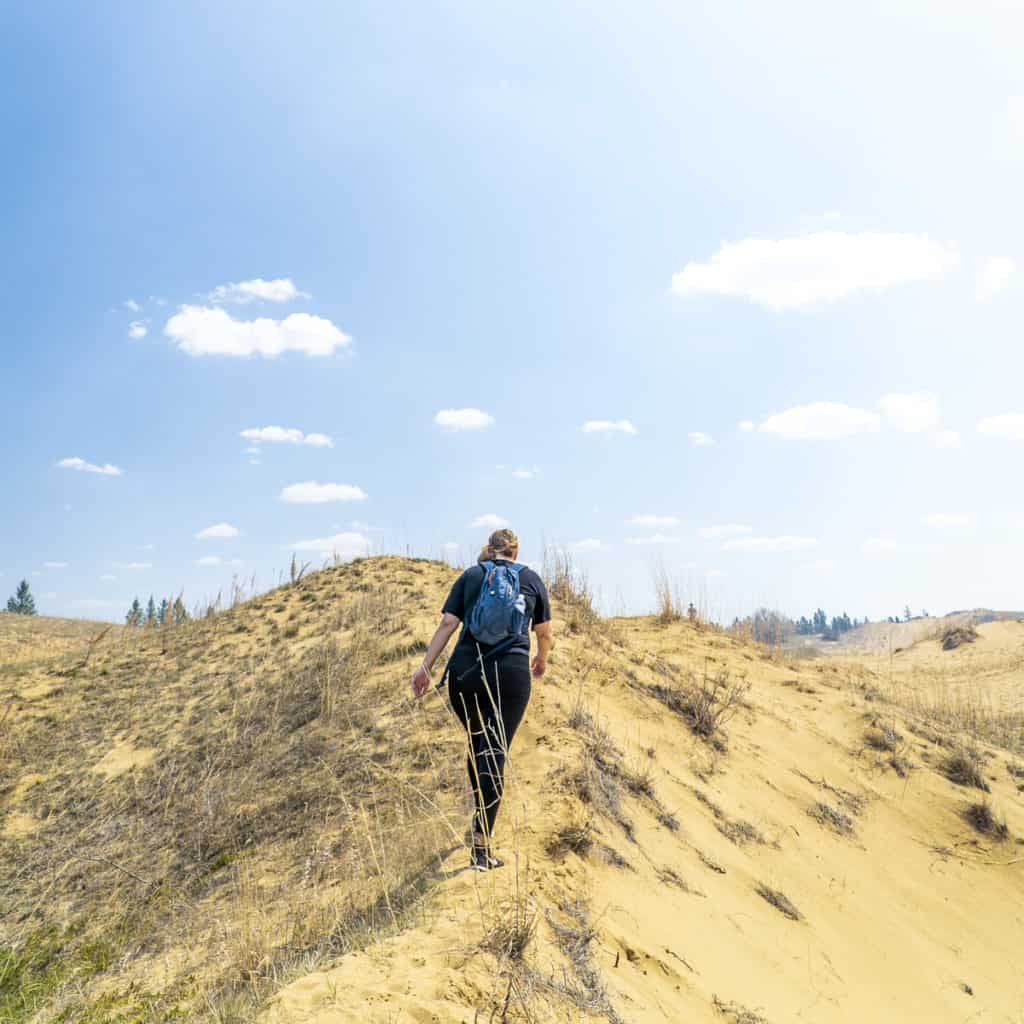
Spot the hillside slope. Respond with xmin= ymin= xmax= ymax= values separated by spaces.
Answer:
xmin=2 ymin=559 xmax=1022 ymax=1023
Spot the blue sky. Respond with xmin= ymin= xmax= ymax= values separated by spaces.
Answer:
xmin=2 ymin=1 xmax=1023 ymax=623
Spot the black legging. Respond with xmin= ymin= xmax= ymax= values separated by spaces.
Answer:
xmin=447 ymin=646 xmax=531 ymax=841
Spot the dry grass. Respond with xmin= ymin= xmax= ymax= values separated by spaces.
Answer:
xmin=808 ymin=802 xmax=855 ymax=836
xmin=542 ymin=547 xmax=603 ymax=635
xmin=0 ymin=559 xmax=465 ymax=1022
xmin=940 ymin=624 xmax=978 ymax=650
xmin=653 ymin=562 xmax=685 ymax=624
xmin=755 ymin=884 xmax=802 ymax=921
xmin=713 ymin=995 xmax=770 ymax=1024
xmin=648 ymin=663 xmax=750 ymax=747
xmin=961 ymin=801 xmax=1010 ymax=840
xmin=941 ymin=746 xmax=990 ymax=792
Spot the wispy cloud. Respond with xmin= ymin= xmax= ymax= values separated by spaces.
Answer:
xmin=737 ymin=420 xmax=755 ymax=432
xmin=672 ymin=231 xmax=959 ymax=311
xmin=165 ymin=306 xmax=351 ymax=358
xmin=122 ymin=298 xmax=141 ymax=312
xmin=758 ymin=402 xmax=880 ymax=441
xmin=208 ymin=277 xmax=308 ymax=304
xmin=570 ymin=538 xmax=607 ymax=551
xmin=57 ymin=457 xmax=123 ymax=476
xmin=581 ymin=419 xmax=638 ymax=435
xmin=688 ymin=431 xmax=715 ymax=447
xmin=470 ymin=513 xmax=509 ymax=530
xmin=921 ymin=512 xmax=969 ymax=529
xmin=289 ymin=531 xmax=370 ymax=559
xmin=510 ymin=467 xmax=539 ymax=479
xmin=625 ymin=534 xmax=680 ymax=545
xmin=43 ymin=561 xmax=68 ymax=569
xmin=978 ymin=413 xmax=1024 ymax=441
xmin=879 ymin=392 xmax=939 ymax=433
xmin=627 ymin=514 xmax=679 ymax=527
xmin=113 ymin=562 xmax=152 ymax=570
xmin=861 ymin=538 xmax=902 ymax=554
xmin=240 ymin=426 xmax=333 ymax=447
xmin=698 ymin=523 xmax=752 ymax=540
xmin=195 ymin=522 xmax=240 ymax=540
xmin=723 ymin=535 xmax=818 ymax=552
xmin=972 ymin=257 xmax=1015 ymax=303
xmin=195 ymin=555 xmax=242 ymax=567
xmin=434 ymin=408 xmax=495 ymax=431
xmin=279 ymin=482 xmax=368 ymax=503
xmin=804 ymin=558 xmax=840 ymax=570
xmin=128 ymin=320 xmax=148 ymax=340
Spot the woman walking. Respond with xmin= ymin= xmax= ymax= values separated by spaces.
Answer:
xmin=412 ymin=528 xmax=552 ymax=871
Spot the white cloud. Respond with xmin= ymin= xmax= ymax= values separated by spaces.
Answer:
xmin=434 ymin=408 xmax=495 ymax=431
xmin=861 ymin=538 xmax=902 ymax=554
xmin=804 ymin=559 xmax=840 ymax=570
xmin=442 ymin=540 xmax=460 ymax=551
xmin=510 ymin=467 xmax=538 ymax=479
xmin=581 ymin=419 xmax=638 ymax=435
xmin=43 ymin=561 xmax=67 ymax=569
xmin=758 ymin=402 xmax=880 ymax=441
xmin=625 ymin=534 xmax=680 ymax=545
xmin=977 ymin=413 xmax=1024 ymax=441
xmin=627 ymin=514 xmax=679 ymax=527
xmin=165 ymin=306 xmax=351 ymax=358
xmin=240 ymin=426 xmax=333 ymax=447
xmin=470 ymin=513 xmax=510 ymax=530
xmin=113 ymin=562 xmax=152 ymax=570
xmin=99 ymin=574 xmax=117 ymax=581
xmin=279 ymin=482 xmax=368 ymax=504
xmin=688 ymin=431 xmax=715 ymax=447
xmin=921 ymin=512 xmax=969 ymax=529
xmin=972 ymin=257 xmax=1015 ymax=303
xmin=122 ymin=298 xmax=141 ymax=312
xmin=195 ymin=556 xmax=242 ymax=567
xmin=722 ymin=535 xmax=819 ymax=552
xmin=737 ymin=420 xmax=755 ymax=432
xmin=570 ymin=538 xmax=606 ymax=551
xmin=672 ymin=231 xmax=959 ymax=311
xmin=195 ymin=522 xmax=240 ymax=540
xmin=698 ymin=523 xmax=752 ymax=540
xmin=879 ymin=392 xmax=940 ymax=433
xmin=128 ymin=320 xmax=148 ymax=340
xmin=208 ymin=277 xmax=308 ymax=304
xmin=57 ymin=457 xmax=123 ymax=476
xmin=289 ymin=531 xmax=370 ymax=559
xmin=935 ymin=429 xmax=963 ymax=450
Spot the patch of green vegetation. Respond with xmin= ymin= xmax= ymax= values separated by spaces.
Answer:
xmin=0 ymin=924 xmax=122 ymax=1024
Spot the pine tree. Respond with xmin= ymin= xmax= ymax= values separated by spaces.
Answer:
xmin=126 ymin=597 xmax=143 ymax=627
xmin=172 ymin=596 xmax=189 ymax=626
xmin=157 ymin=598 xmax=169 ymax=626
xmin=5 ymin=580 xmax=37 ymax=615
xmin=145 ymin=595 xmax=157 ymax=626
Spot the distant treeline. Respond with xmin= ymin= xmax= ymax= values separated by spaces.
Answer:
xmin=125 ymin=595 xmax=189 ymax=627
xmin=733 ymin=607 xmax=869 ymax=644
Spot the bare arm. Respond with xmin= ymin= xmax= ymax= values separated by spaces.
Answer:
xmin=532 ymin=621 xmax=552 ymax=678
xmin=411 ymin=612 xmax=460 ymax=697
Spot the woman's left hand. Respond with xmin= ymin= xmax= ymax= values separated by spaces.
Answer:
xmin=411 ymin=665 xmax=431 ymax=698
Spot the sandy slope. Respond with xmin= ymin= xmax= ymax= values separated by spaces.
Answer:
xmin=264 ymin=610 xmax=1024 ymax=1023
xmin=2 ymin=566 xmax=1022 ymax=1023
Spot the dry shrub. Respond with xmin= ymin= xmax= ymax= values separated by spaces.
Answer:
xmin=653 ymin=563 xmax=684 ymax=624
xmin=865 ymin=724 xmax=903 ymax=752
xmin=649 ymin=664 xmax=750 ymax=746
xmin=808 ymin=802 xmax=855 ymax=836
xmin=941 ymin=747 xmax=990 ymax=792
xmin=543 ymin=547 xmax=602 ymax=634
xmin=716 ymin=817 xmax=767 ymax=847
xmin=756 ymin=884 xmax=802 ymax=921
xmin=541 ymin=897 xmax=623 ymax=1024
xmin=713 ymin=995 xmax=770 ymax=1024
xmin=962 ymin=801 xmax=1010 ymax=840
xmin=941 ymin=624 xmax=978 ymax=650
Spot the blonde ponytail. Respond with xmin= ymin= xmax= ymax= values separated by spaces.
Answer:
xmin=478 ymin=527 xmax=520 ymax=563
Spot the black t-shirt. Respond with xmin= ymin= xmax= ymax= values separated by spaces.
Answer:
xmin=442 ymin=561 xmax=551 ymax=656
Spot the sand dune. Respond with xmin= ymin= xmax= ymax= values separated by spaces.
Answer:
xmin=2 ymin=559 xmax=1021 ymax=1022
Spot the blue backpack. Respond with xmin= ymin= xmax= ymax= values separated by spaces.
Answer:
xmin=467 ymin=561 xmax=528 ymax=645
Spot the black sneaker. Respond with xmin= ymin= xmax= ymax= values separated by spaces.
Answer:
xmin=470 ymin=846 xmax=505 ymax=871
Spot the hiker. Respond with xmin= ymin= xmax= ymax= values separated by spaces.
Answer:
xmin=411 ymin=528 xmax=552 ymax=871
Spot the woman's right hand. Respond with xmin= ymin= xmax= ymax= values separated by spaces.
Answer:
xmin=411 ymin=665 xmax=431 ymax=698
xmin=531 ymin=656 xmax=547 ymax=679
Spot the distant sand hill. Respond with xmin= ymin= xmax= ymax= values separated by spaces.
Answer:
xmin=2 ymin=558 xmax=1022 ymax=1023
